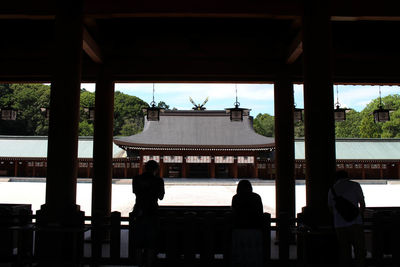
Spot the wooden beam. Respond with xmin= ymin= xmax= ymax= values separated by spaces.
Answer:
xmin=83 ymin=27 xmax=103 ymax=63
xmin=286 ymin=31 xmax=302 ymax=64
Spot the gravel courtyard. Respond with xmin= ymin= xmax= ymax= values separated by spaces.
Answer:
xmin=0 ymin=178 xmax=398 ymax=217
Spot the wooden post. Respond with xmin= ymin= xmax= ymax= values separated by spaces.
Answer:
xmin=14 ymin=161 xmax=18 ymax=177
xmin=32 ymin=162 xmax=36 ymax=177
xmin=253 ymin=159 xmax=258 ymax=178
xmin=302 ymin=0 xmax=336 ymax=224
xmin=36 ymin=0 xmax=85 ymax=262
xmin=86 ymin=161 xmax=90 ymax=178
xmin=124 ymin=160 xmax=128 ymax=178
xmin=233 ymin=157 xmax=238 ymax=179
xmin=92 ymin=66 xmax=115 ymax=229
xmin=362 ymin=163 xmax=366 ymax=179
xmin=274 ymin=71 xmax=295 ymax=224
xmin=159 ymin=156 xmax=164 ymax=177
xmin=182 ymin=156 xmax=187 ymax=178
xmin=210 ymin=157 xmax=216 ymax=178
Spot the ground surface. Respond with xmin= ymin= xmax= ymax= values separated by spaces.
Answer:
xmin=0 ymin=178 xmax=398 ymax=217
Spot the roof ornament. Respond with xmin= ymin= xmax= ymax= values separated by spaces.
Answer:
xmin=189 ymin=96 xmax=209 ymax=110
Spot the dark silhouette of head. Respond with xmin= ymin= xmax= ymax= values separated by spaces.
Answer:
xmin=144 ymin=160 xmax=159 ymax=175
xmin=237 ymin=179 xmax=253 ymax=194
xmin=336 ymin=170 xmax=349 ymax=181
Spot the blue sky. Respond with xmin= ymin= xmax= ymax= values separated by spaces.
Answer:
xmin=81 ymin=83 xmax=399 ymax=116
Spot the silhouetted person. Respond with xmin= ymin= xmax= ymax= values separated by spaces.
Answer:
xmin=328 ymin=170 xmax=366 ymax=267
xmin=231 ymin=180 xmax=264 ymax=267
xmin=232 ymin=179 xmax=264 ymax=228
xmin=132 ymin=160 xmax=165 ymax=267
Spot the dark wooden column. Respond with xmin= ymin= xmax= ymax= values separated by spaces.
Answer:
xmin=92 ymin=66 xmax=115 ymax=221
xmin=36 ymin=1 xmax=85 ymax=262
xmin=253 ymin=160 xmax=258 ymax=178
xmin=274 ymin=73 xmax=295 ymax=220
xmin=210 ymin=157 xmax=216 ymax=178
xmin=182 ymin=156 xmax=187 ymax=178
xmin=233 ymin=157 xmax=238 ymax=179
xmin=302 ymin=1 xmax=336 ymax=224
xmin=159 ymin=156 xmax=164 ymax=177
xmin=42 ymin=0 xmax=83 ymax=215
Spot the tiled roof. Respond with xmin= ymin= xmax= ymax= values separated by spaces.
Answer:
xmin=0 ymin=136 xmax=125 ymax=158
xmin=295 ymin=138 xmax=400 ymax=160
xmin=114 ymin=110 xmax=275 ymax=150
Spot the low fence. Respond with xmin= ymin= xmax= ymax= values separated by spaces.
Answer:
xmin=1 ymin=206 xmax=400 ymax=266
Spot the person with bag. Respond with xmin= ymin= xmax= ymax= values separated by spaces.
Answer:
xmin=328 ymin=170 xmax=366 ymax=267
xmin=132 ymin=160 xmax=165 ymax=267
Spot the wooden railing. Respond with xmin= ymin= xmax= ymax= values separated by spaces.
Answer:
xmin=1 ymin=207 xmax=400 ymax=266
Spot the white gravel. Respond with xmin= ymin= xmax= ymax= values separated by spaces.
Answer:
xmin=0 ymin=180 xmax=398 ymax=217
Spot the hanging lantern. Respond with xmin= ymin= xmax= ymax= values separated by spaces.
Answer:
xmin=373 ymin=107 xmax=390 ymax=122
xmin=294 ymin=107 xmax=303 ymax=122
xmin=40 ymin=107 xmax=50 ymax=119
xmin=334 ymin=85 xmax=350 ymax=121
xmin=372 ymin=86 xmax=391 ymax=123
xmin=1 ymin=108 xmax=17 ymax=121
xmin=225 ymin=84 xmax=249 ymax=121
xmin=84 ymin=107 xmax=95 ymax=120
xmin=144 ymin=84 xmax=163 ymax=121
xmin=334 ymin=105 xmax=350 ymax=121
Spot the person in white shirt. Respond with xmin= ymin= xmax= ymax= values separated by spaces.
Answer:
xmin=328 ymin=170 xmax=366 ymax=267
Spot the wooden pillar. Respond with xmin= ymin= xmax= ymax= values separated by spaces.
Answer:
xmin=32 ymin=162 xmax=36 ymax=177
xmin=124 ymin=160 xmax=128 ymax=178
xmin=210 ymin=157 xmax=216 ymax=178
xmin=362 ymin=163 xmax=366 ymax=179
xmin=253 ymin=159 xmax=258 ymax=178
xmin=233 ymin=157 xmax=238 ymax=179
xmin=14 ymin=161 xmax=18 ymax=177
xmin=36 ymin=1 xmax=85 ymax=262
xmin=302 ymin=1 xmax=336 ymax=224
xmin=139 ymin=155 xmax=144 ymax=174
xmin=159 ymin=156 xmax=164 ymax=177
xmin=182 ymin=156 xmax=187 ymax=178
xmin=86 ymin=161 xmax=90 ymax=178
xmin=92 ymin=66 xmax=115 ymax=222
xmin=274 ymin=72 xmax=295 ymax=221
xmin=41 ymin=0 xmax=84 ymax=215
xmin=398 ymin=163 xmax=400 ymax=179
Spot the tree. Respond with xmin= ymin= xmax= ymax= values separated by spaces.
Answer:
xmin=253 ymin=113 xmax=274 ymax=137
xmin=113 ymin=91 xmax=148 ymax=136
xmin=335 ymin=110 xmax=362 ymax=138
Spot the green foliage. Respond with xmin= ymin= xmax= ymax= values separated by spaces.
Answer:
xmin=253 ymin=113 xmax=274 ymax=137
xmin=157 ymin=101 xmax=170 ymax=110
xmin=113 ymin=91 xmax=148 ymax=136
xmin=335 ymin=110 xmax=362 ymax=138
xmin=0 ymin=84 xmax=151 ymax=137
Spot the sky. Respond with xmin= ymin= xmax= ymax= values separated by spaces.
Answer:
xmin=80 ymin=83 xmax=399 ymax=116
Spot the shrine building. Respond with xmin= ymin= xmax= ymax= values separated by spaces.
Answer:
xmin=114 ymin=109 xmax=275 ymax=179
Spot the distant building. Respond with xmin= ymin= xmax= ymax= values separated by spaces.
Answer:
xmin=0 ymin=124 xmax=399 ymax=179
xmin=114 ymin=110 xmax=275 ymax=178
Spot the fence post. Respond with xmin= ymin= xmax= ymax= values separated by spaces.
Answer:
xmin=128 ymin=211 xmax=136 ymax=263
xmin=264 ymin=213 xmax=271 ymax=262
xmin=278 ymin=212 xmax=290 ymax=261
xmin=110 ymin=211 xmax=121 ymax=260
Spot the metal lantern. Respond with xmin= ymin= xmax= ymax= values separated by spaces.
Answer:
xmin=84 ymin=107 xmax=95 ymax=120
xmin=334 ymin=105 xmax=349 ymax=121
xmin=334 ymin=85 xmax=350 ymax=121
xmin=294 ymin=107 xmax=303 ymax=122
xmin=145 ymin=84 xmax=163 ymax=121
xmin=373 ymin=106 xmax=390 ymax=123
xmin=372 ymin=86 xmax=391 ymax=123
xmin=1 ymin=108 xmax=17 ymax=121
xmin=225 ymin=84 xmax=249 ymax=122
xmin=40 ymin=107 xmax=50 ymax=119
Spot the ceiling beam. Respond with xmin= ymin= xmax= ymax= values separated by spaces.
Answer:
xmin=82 ymin=27 xmax=103 ymax=64
xmin=286 ymin=31 xmax=302 ymax=64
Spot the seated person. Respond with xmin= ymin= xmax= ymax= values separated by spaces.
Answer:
xmin=231 ymin=179 xmax=264 ymax=229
